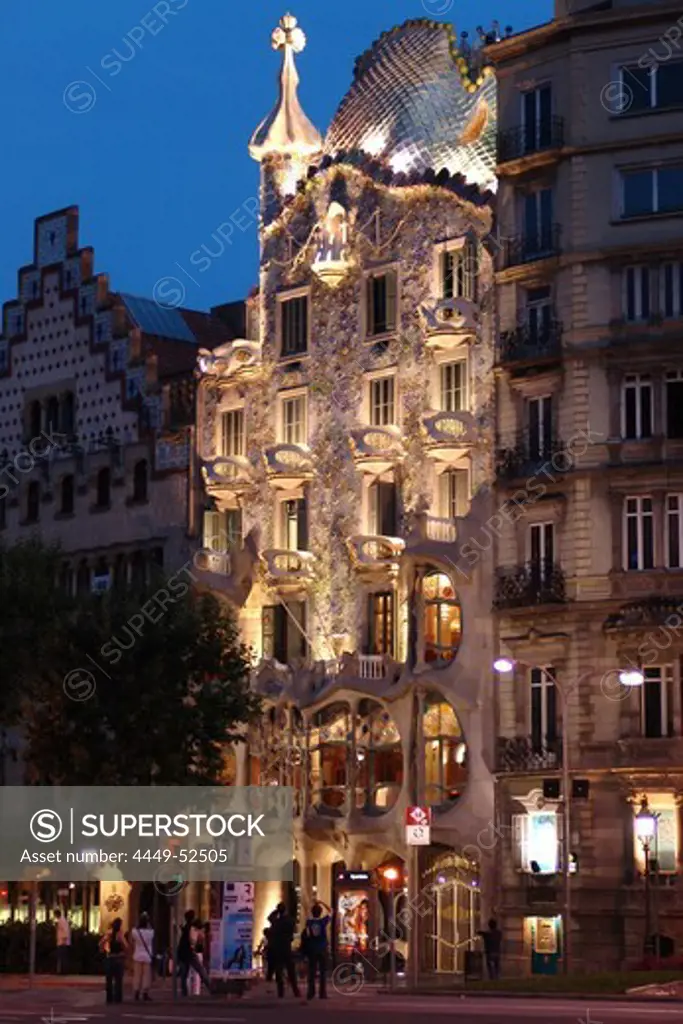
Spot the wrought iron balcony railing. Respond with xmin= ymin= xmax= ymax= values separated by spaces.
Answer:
xmin=497 ymin=319 xmax=562 ymax=367
xmin=495 ymin=432 xmax=563 ymax=479
xmin=501 ymin=225 xmax=561 ymax=270
xmin=497 ymin=117 xmax=565 ymax=163
xmin=494 ymin=563 xmax=567 ymax=609
xmin=497 ymin=735 xmax=563 ymax=772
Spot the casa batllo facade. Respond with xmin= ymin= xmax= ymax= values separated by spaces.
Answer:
xmin=195 ymin=16 xmax=504 ymax=970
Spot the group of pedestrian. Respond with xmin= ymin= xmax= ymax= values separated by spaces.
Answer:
xmin=99 ymin=912 xmax=155 ymax=1004
xmin=262 ymin=900 xmax=331 ymax=1001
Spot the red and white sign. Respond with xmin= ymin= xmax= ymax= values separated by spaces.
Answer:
xmin=405 ymin=806 xmax=431 ymax=846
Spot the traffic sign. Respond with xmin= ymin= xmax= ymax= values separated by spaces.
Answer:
xmin=405 ymin=806 xmax=431 ymax=845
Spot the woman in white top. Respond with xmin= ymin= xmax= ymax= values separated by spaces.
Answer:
xmin=130 ymin=912 xmax=155 ymax=1001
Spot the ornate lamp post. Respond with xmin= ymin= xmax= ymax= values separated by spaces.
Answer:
xmin=381 ymin=866 xmax=400 ymax=990
xmin=635 ymin=798 xmax=657 ymax=957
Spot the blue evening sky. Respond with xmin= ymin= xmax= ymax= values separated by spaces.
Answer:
xmin=1 ymin=0 xmax=550 ymax=313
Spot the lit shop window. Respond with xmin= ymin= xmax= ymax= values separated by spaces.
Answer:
xmin=633 ymin=798 xmax=678 ymax=873
xmin=516 ymin=811 xmax=559 ymax=873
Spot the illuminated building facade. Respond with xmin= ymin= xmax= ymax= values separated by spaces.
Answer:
xmin=195 ymin=15 xmax=502 ymax=972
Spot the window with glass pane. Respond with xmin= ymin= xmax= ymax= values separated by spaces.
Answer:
xmin=309 ymin=702 xmax=349 ymax=812
xmin=661 ymin=262 xmax=683 ymax=318
xmin=369 ymin=377 xmax=395 ymax=426
xmin=262 ymin=601 xmax=307 ymax=664
xmin=438 ymin=468 xmax=469 ymax=519
xmin=624 ymin=496 xmax=654 ymax=570
xmin=623 ymin=266 xmax=650 ymax=321
xmin=422 ymin=571 xmax=461 ymax=663
xmin=523 ymin=188 xmax=553 ymax=252
xmin=203 ymin=510 xmax=226 ymax=552
xmin=423 ymin=693 xmax=467 ymax=808
xmin=440 ymin=362 xmax=466 ymax=412
xmin=529 ymin=521 xmax=554 ymax=582
xmin=528 ymin=395 xmax=553 ymax=458
xmin=280 ymin=295 xmax=308 ymax=356
xmin=658 ymin=166 xmax=683 ymax=213
xmin=366 ymin=271 xmax=397 ymax=336
xmin=667 ymin=495 xmax=682 ymax=568
xmin=221 ymin=409 xmax=245 ymax=457
xmin=621 ymin=374 xmax=652 ymax=439
xmin=666 ymin=372 xmax=683 ymax=438
xmin=282 ymin=497 xmax=308 ymax=551
xmin=527 ymin=812 xmax=559 ymax=873
xmin=523 ymin=84 xmax=552 ymax=152
xmin=619 ymin=65 xmax=653 ymax=112
xmin=441 ymin=239 xmax=478 ymax=300
xmin=622 ymin=170 xmax=654 ymax=217
xmin=225 ymin=508 xmax=242 ymax=547
xmin=657 ymin=61 xmax=683 ymax=107
xmin=368 ymin=480 xmax=397 ymax=535
xmin=530 ymin=667 xmax=557 ymax=751
xmin=355 ymin=699 xmax=402 ymax=812
xmin=366 ymin=592 xmax=394 ymax=656
xmin=526 ymin=286 xmax=552 ymax=340
xmin=641 ymin=666 xmax=674 ymax=738
xmin=281 ymin=395 xmax=306 ymax=444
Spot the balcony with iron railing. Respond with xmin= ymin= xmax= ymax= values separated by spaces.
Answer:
xmin=501 ymin=225 xmax=561 ymax=270
xmin=496 ymin=319 xmax=562 ymax=369
xmin=495 ymin=432 xmax=564 ymax=481
xmin=497 ymin=117 xmax=565 ymax=164
xmin=494 ymin=563 xmax=567 ymax=609
xmin=496 ymin=735 xmax=563 ymax=772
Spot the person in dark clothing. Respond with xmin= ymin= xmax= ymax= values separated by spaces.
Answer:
xmin=99 ymin=917 xmax=127 ymax=1004
xmin=268 ymin=903 xmax=300 ymax=998
xmin=177 ymin=909 xmax=211 ymax=997
xmin=303 ymin=901 xmax=331 ymax=1001
xmin=479 ymin=918 xmax=502 ymax=979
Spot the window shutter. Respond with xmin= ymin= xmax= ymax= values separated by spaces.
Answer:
xmin=512 ymin=813 xmax=529 ymax=870
xmin=366 ymin=593 xmax=375 ymax=653
xmin=385 ymin=271 xmax=397 ymax=331
xmin=203 ymin=510 xmax=219 ymax=550
xmin=369 ymin=482 xmax=379 ymax=534
xmin=454 ymin=468 xmax=469 ymax=517
xmin=438 ymin=472 xmax=450 ymax=519
xmin=380 ymin=481 xmax=398 ymax=536
xmin=262 ymin=605 xmax=275 ymax=660
xmin=274 ymin=605 xmax=288 ymax=664
xmin=442 ymin=252 xmax=453 ymax=299
xmin=366 ymin=276 xmax=375 ymax=336
xmin=297 ymin=497 xmax=309 ymax=552
xmin=465 ymin=239 xmax=479 ymax=301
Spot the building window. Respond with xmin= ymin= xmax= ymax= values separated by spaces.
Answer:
xmin=225 ymin=508 xmax=243 ymax=548
xmin=633 ymin=799 xmax=678 ymax=873
xmin=624 ymin=496 xmax=654 ymax=570
xmin=309 ymin=702 xmax=349 ymax=813
xmin=423 ymin=692 xmax=467 ymax=809
xmin=623 ymin=266 xmax=651 ymax=321
xmin=618 ymin=62 xmax=683 ymax=113
xmin=423 ymin=571 xmax=461 ymax=664
xmin=440 ymin=239 xmax=478 ymax=301
xmin=621 ymin=166 xmax=683 ymax=218
xmin=438 ymin=468 xmax=469 ymax=519
xmin=530 ymin=667 xmax=557 ymax=751
xmin=439 ymin=362 xmax=466 ymax=412
xmin=641 ymin=666 xmax=674 ymax=738
xmin=221 ymin=409 xmax=245 ymax=457
xmin=525 ymin=286 xmax=553 ymax=340
xmin=665 ymin=371 xmax=683 ymax=438
xmin=28 ymin=400 xmax=41 ymax=440
xmin=368 ymin=479 xmax=398 ymax=536
xmin=262 ymin=601 xmax=307 ymax=665
xmin=515 ymin=811 xmax=559 ymax=874
xmin=523 ymin=187 xmax=553 ymax=252
xmin=522 ymin=83 xmax=553 ymax=152
xmin=355 ymin=699 xmax=402 ymax=812
xmin=96 ymin=467 xmax=111 ymax=509
xmin=130 ymin=551 xmax=147 ymax=590
xmin=366 ymin=270 xmax=397 ymax=337
xmin=133 ymin=459 xmax=148 ymax=503
xmin=366 ymin=591 xmax=394 ymax=656
xmin=661 ymin=262 xmax=683 ymax=319
xmin=528 ymin=521 xmax=555 ymax=583
xmin=26 ymin=481 xmax=40 ymax=523
xmin=667 ymin=495 xmax=683 ymax=568
xmin=369 ymin=376 xmax=395 ymax=426
xmin=281 ymin=497 xmax=308 ymax=551
xmin=61 ymin=392 xmax=75 ymax=436
xmin=46 ymin=396 xmax=59 ymax=433
xmin=60 ymin=474 xmax=75 ymax=515
xmin=280 ymin=295 xmax=308 ymax=357
xmin=76 ymin=560 xmax=91 ymax=596
xmin=622 ymin=374 xmax=652 ymax=439
xmin=527 ymin=395 xmax=553 ymax=458
xmin=280 ymin=394 xmax=306 ymax=445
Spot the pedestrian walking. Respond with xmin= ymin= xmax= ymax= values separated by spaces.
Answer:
xmin=302 ymin=901 xmax=331 ymax=1001
xmin=479 ymin=918 xmax=502 ymax=980
xmin=130 ymin=911 xmax=154 ymax=1001
xmin=177 ymin=909 xmax=211 ymax=997
xmin=269 ymin=902 xmax=301 ymax=999
xmin=53 ymin=909 xmax=71 ymax=975
xmin=100 ymin=917 xmax=127 ymax=1004
xmin=189 ymin=918 xmax=205 ymax=996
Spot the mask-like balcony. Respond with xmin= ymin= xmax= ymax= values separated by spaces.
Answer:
xmin=263 ymin=444 xmax=315 ymax=490
xmin=197 ymin=339 xmax=262 ymax=379
xmin=420 ymin=298 xmax=478 ymax=353
xmin=347 ymin=534 xmax=405 ymax=571
xmin=350 ymin=425 xmax=404 ymax=474
xmin=407 ymin=512 xmax=458 ymax=547
xmin=193 ymin=548 xmax=232 ymax=576
xmin=262 ymin=548 xmax=316 ymax=584
xmin=422 ymin=410 xmax=475 ymax=461
xmin=202 ymin=455 xmax=255 ymax=492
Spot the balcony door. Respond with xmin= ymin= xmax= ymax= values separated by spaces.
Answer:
xmin=525 ymin=287 xmax=552 ymax=343
xmin=641 ymin=666 xmax=674 ymax=738
xmin=262 ymin=601 xmax=307 ymax=665
xmin=528 ymin=521 xmax=555 ymax=587
xmin=523 ymin=188 xmax=553 ymax=254
xmin=528 ymin=395 xmax=553 ymax=459
xmin=369 ymin=479 xmax=398 ymax=536
xmin=530 ymin=667 xmax=557 ymax=752
xmin=281 ymin=497 xmax=308 ymax=552
xmin=522 ymin=84 xmax=552 ymax=153
xmin=366 ymin=591 xmax=394 ymax=657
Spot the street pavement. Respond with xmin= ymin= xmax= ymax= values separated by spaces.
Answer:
xmin=2 ymin=990 xmax=683 ymax=1024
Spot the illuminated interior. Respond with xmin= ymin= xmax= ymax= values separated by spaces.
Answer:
xmin=309 ymin=702 xmax=351 ymax=814
xmin=355 ymin=699 xmax=402 ymax=814
xmin=423 ymin=691 xmax=468 ymax=808
xmin=423 ymin=571 xmax=462 ymax=664
xmin=633 ymin=794 xmax=678 ymax=873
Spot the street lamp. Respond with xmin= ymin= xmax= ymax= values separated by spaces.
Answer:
xmin=493 ymin=657 xmax=644 ymax=975
xmin=381 ymin=866 xmax=400 ymax=990
xmin=635 ymin=798 xmax=658 ymax=957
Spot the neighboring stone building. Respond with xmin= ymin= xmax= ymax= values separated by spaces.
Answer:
xmin=194 ymin=16 xmax=502 ymax=972
xmin=488 ymin=0 xmax=683 ymax=974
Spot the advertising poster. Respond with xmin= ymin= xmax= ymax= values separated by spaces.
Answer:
xmin=209 ymin=918 xmax=223 ymax=976
xmin=220 ymin=881 xmax=254 ymax=976
xmin=336 ymin=887 xmax=371 ymax=960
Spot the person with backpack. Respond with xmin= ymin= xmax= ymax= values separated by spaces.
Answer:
xmin=302 ymin=901 xmax=331 ymax=1001
xmin=130 ymin=911 xmax=154 ymax=1001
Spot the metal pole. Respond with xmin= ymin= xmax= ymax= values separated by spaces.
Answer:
xmin=389 ymin=881 xmax=396 ymax=991
xmin=171 ymin=899 xmax=178 ymax=1001
xmin=28 ymin=883 xmax=37 ymax=989
xmin=409 ymin=846 xmax=419 ymax=989
xmin=644 ymin=843 xmax=653 ymax=955
xmin=561 ymin=683 xmax=572 ymax=975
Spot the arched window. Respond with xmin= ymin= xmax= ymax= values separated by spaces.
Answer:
xmin=423 ymin=691 xmax=467 ymax=809
xmin=60 ymin=475 xmax=74 ymax=515
xmin=96 ymin=467 xmax=111 ymax=508
xmin=309 ymin=702 xmax=350 ymax=815
xmin=26 ymin=481 xmax=40 ymax=523
xmin=133 ymin=459 xmax=148 ymax=503
xmin=423 ymin=571 xmax=461 ymax=664
xmin=355 ymin=699 xmax=402 ymax=814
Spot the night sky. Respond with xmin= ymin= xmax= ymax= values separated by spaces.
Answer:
xmin=1 ymin=0 xmax=551 ymax=312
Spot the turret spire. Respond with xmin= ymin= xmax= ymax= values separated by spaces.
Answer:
xmin=249 ymin=13 xmax=322 ymax=162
